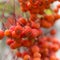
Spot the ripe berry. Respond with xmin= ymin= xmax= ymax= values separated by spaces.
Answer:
xmin=50 ymin=54 xmax=57 ymax=60
xmin=31 ymin=45 xmax=40 ymax=53
xmin=15 ymin=25 xmax=23 ymax=35
xmin=16 ymin=51 xmax=22 ymax=57
xmin=18 ymin=18 xmax=27 ymax=25
xmin=4 ymin=29 xmax=12 ymax=37
xmin=22 ymin=40 xmax=32 ymax=47
xmin=23 ymin=55 xmax=31 ymax=60
xmin=10 ymin=41 xmax=21 ymax=49
xmin=57 ymin=4 xmax=60 ymax=8
xmin=33 ymin=58 xmax=41 ymax=60
xmin=12 ymin=31 xmax=20 ymax=39
xmin=0 ymin=30 xmax=4 ymax=40
xmin=22 ymin=51 xmax=28 ymax=57
xmin=31 ymin=29 xmax=41 ymax=38
xmin=50 ymin=29 xmax=56 ymax=35
xmin=9 ymin=26 xmax=15 ymax=31
xmin=20 ymin=26 xmax=32 ymax=37
xmin=31 ymin=21 xmax=40 ymax=29
xmin=51 ymin=44 xmax=59 ymax=52
xmin=33 ymin=52 xmax=41 ymax=58
xmin=53 ymin=8 xmax=58 ymax=13
xmin=41 ymin=20 xmax=52 ymax=28
xmin=44 ymin=15 xmax=55 ymax=23
xmin=6 ymin=38 xmax=14 ymax=45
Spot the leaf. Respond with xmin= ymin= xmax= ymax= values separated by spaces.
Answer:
xmin=44 ymin=9 xmax=53 ymax=15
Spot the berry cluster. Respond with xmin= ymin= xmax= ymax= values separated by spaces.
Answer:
xmin=18 ymin=0 xmax=60 ymax=28
xmin=18 ymin=0 xmax=57 ymax=13
xmin=0 ymin=0 xmax=60 ymax=60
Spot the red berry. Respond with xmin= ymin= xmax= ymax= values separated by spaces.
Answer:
xmin=50 ymin=29 xmax=56 ymax=35
xmin=12 ymin=31 xmax=20 ymax=39
xmin=6 ymin=38 xmax=14 ymax=45
xmin=10 ymin=41 xmax=21 ymax=49
xmin=21 ymin=40 xmax=32 ymax=47
xmin=16 ymin=51 xmax=22 ymax=57
xmin=0 ymin=30 xmax=4 ymax=40
xmin=18 ymin=18 xmax=27 ymax=25
xmin=15 ymin=25 xmax=23 ymax=35
xmin=9 ymin=26 xmax=15 ymax=31
xmin=31 ymin=29 xmax=41 ymax=38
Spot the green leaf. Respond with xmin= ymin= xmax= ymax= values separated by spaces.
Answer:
xmin=44 ymin=9 xmax=53 ymax=15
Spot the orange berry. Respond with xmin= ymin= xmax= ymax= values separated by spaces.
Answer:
xmin=50 ymin=55 xmax=57 ymax=60
xmin=4 ymin=29 xmax=12 ymax=37
xmin=42 ymin=42 xmax=49 ymax=48
xmin=33 ymin=58 xmax=41 ymax=60
xmin=31 ymin=45 xmax=40 ymax=53
xmin=23 ymin=55 xmax=31 ymax=60
xmin=33 ymin=52 xmax=41 ymax=58
xmin=52 ymin=38 xmax=59 ymax=44
xmin=52 ymin=44 xmax=59 ymax=52
xmin=44 ymin=57 xmax=49 ymax=60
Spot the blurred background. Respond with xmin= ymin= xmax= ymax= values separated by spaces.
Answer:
xmin=0 ymin=0 xmax=60 ymax=60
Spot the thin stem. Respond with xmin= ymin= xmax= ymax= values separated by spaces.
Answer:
xmin=13 ymin=0 xmax=16 ymax=25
